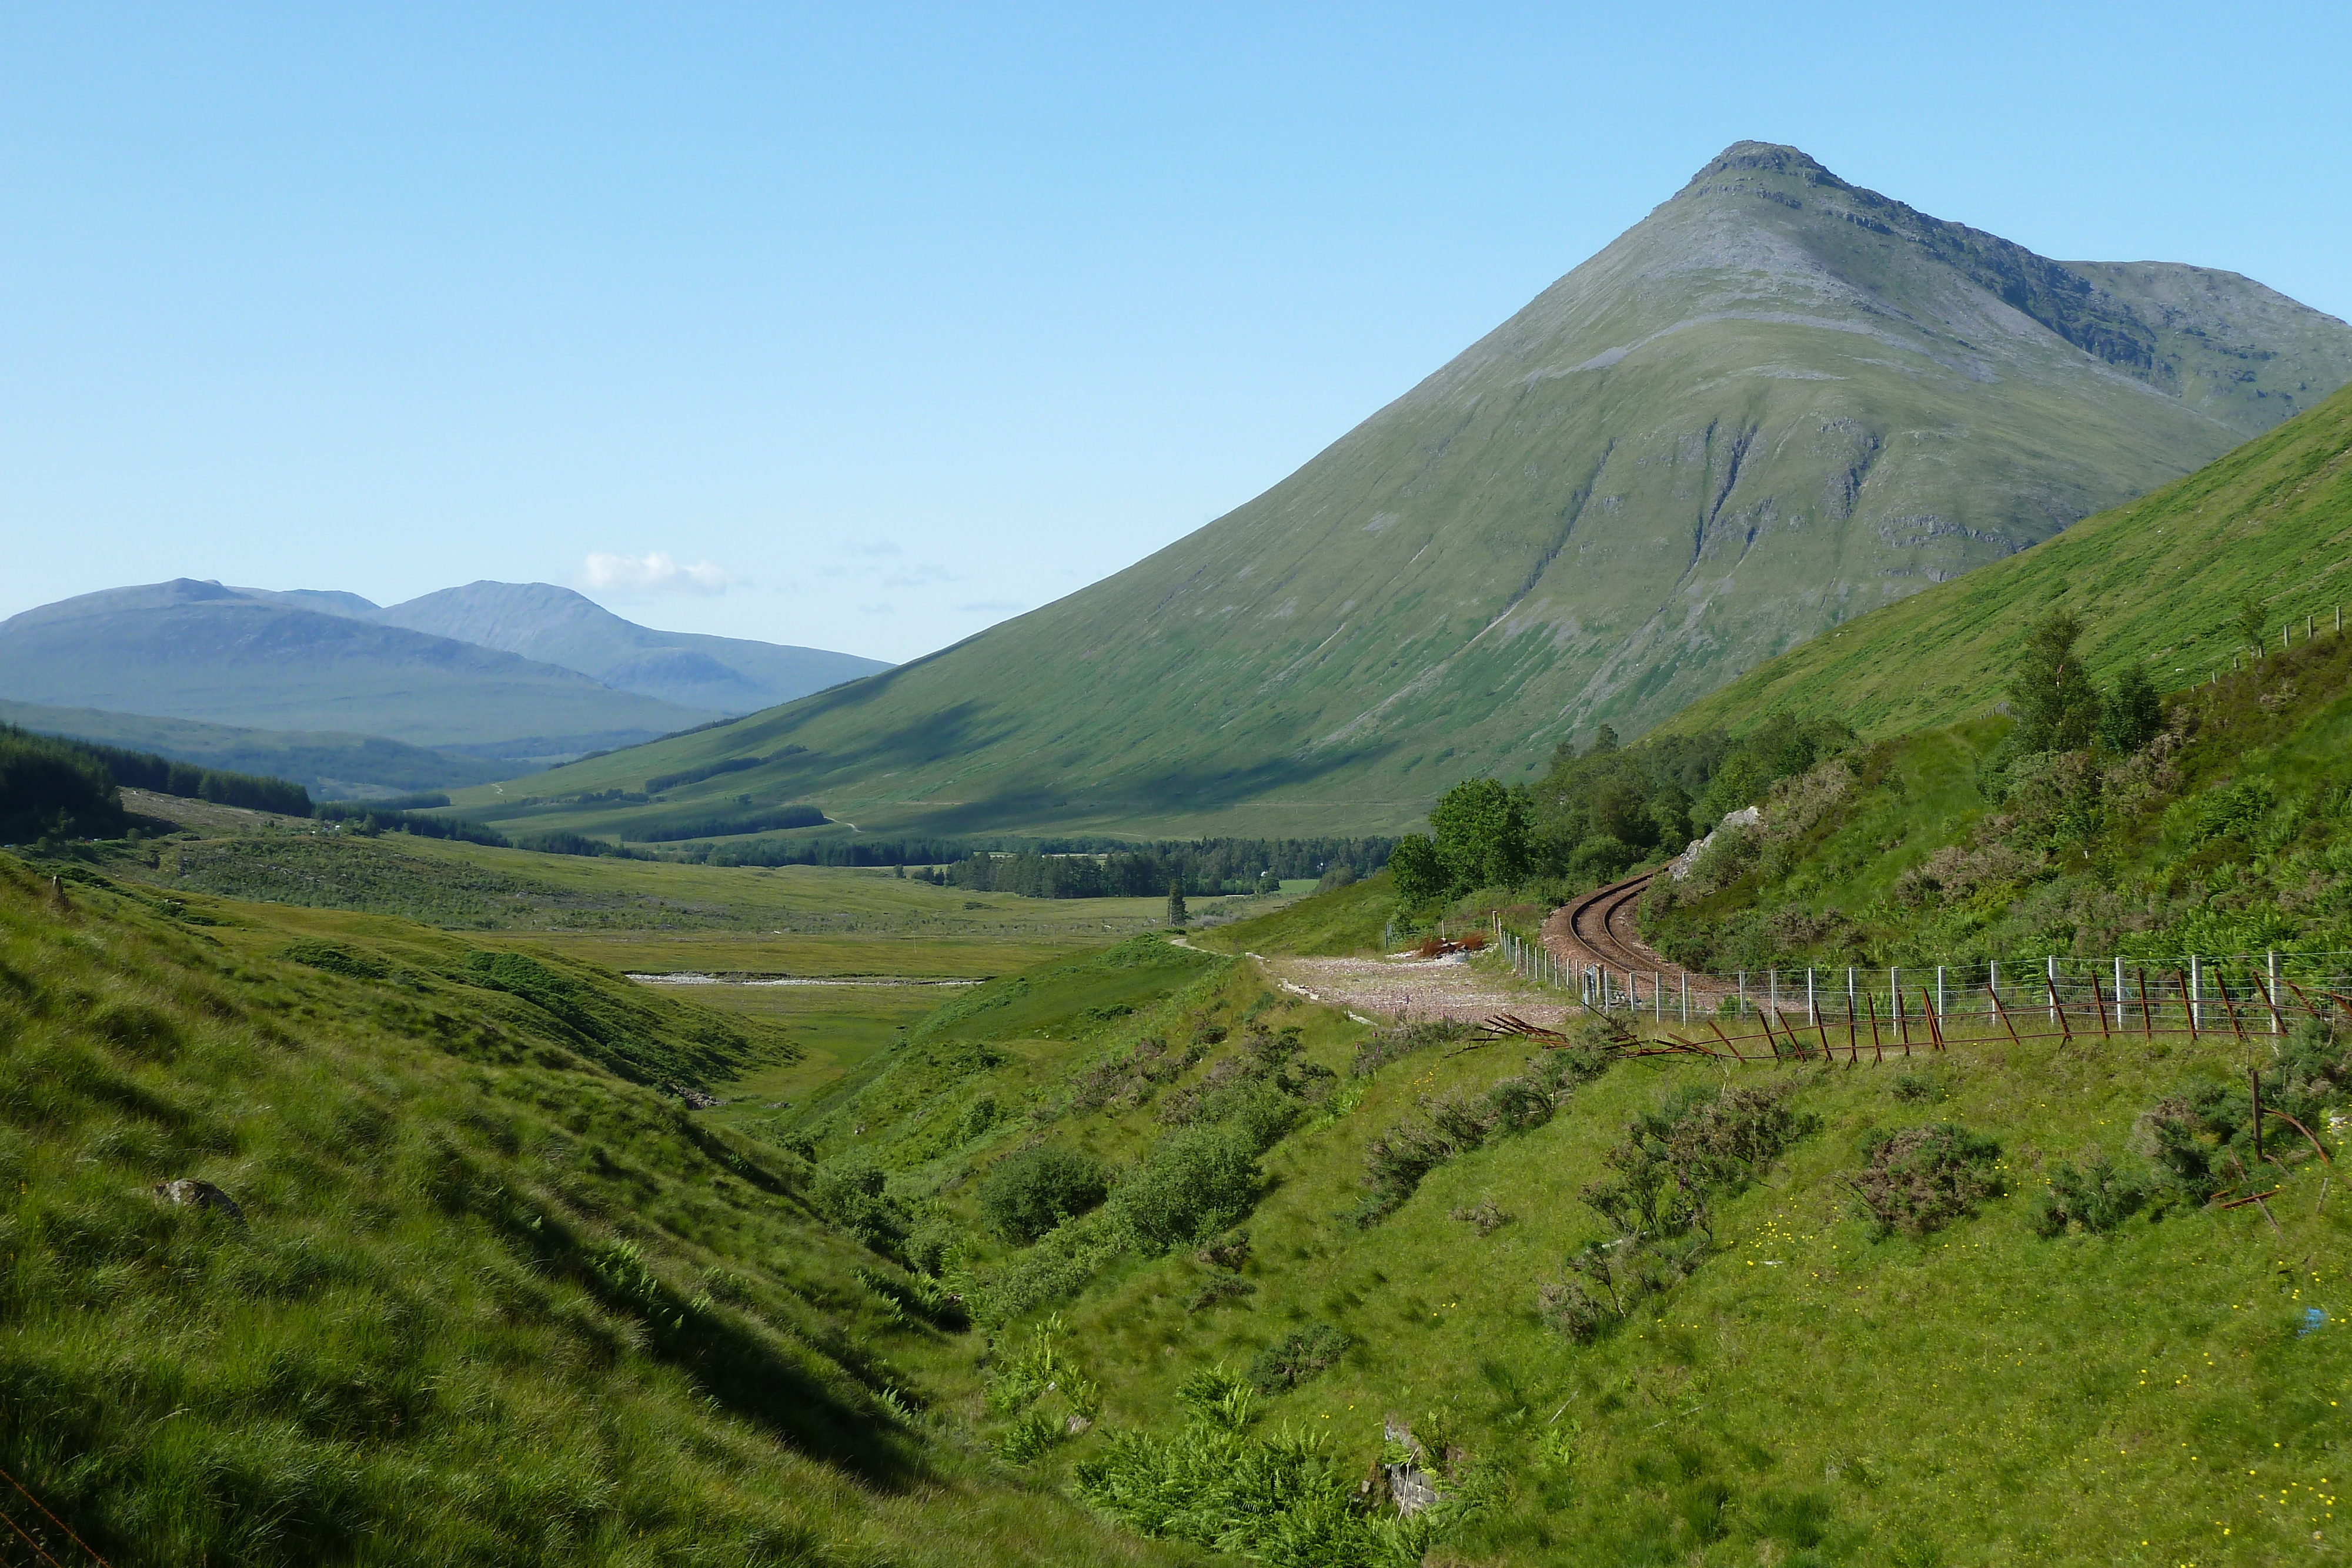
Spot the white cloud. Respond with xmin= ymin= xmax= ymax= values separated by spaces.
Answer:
xmin=858 ymin=601 xmax=896 ymax=615
xmin=580 ymin=550 xmax=733 ymax=597
xmin=881 ymin=563 xmax=954 ymax=589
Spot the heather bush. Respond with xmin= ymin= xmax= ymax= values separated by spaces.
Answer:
xmin=1848 ymin=1124 xmax=2003 ymax=1237
xmin=977 ymin=1143 xmax=1109 ymax=1245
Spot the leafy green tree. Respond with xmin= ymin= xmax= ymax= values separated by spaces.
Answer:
xmin=1428 ymin=778 xmax=1529 ymax=891
xmin=1386 ymin=834 xmax=1448 ymax=905
xmin=2096 ymin=660 xmax=2163 ymax=754
xmin=2008 ymin=610 xmax=2102 ymax=753
xmin=2232 ymin=596 xmax=2266 ymax=659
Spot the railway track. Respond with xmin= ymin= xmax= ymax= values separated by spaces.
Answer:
xmin=1541 ymin=870 xmax=1730 ymax=1005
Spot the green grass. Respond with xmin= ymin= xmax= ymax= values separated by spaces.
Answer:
xmin=740 ymin=877 xmax=2352 ymax=1564
xmin=0 ymin=852 xmax=1201 ymax=1567
xmin=1200 ymin=871 xmax=1398 ymax=957
xmin=22 ymin=820 xmax=2352 ymax=1564
xmin=94 ymin=826 xmax=1175 ymax=940
xmin=446 ymin=148 xmax=2352 ymax=842
xmin=1662 ymin=379 xmax=2352 ymax=743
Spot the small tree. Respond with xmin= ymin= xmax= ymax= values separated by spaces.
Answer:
xmin=2097 ymin=660 xmax=2163 ymax=754
xmin=1386 ymin=833 xmax=1448 ymax=905
xmin=2232 ymin=596 xmax=2266 ymax=660
xmin=1429 ymin=778 xmax=1531 ymax=891
xmin=1165 ymin=879 xmax=1188 ymax=928
xmin=2009 ymin=610 xmax=2102 ymax=753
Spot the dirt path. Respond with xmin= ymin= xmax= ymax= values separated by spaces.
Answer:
xmin=1251 ymin=949 xmax=1579 ymax=1029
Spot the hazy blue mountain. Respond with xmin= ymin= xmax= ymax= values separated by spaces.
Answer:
xmin=0 ymin=580 xmax=714 ymax=764
xmin=365 ymin=581 xmax=890 ymax=714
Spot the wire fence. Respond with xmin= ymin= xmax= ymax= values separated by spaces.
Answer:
xmin=1489 ymin=920 xmax=2352 ymax=1060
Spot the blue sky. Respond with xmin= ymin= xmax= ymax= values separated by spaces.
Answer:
xmin=4 ymin=2 xmax=2346 ymax=663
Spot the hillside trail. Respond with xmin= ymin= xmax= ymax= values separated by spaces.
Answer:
xmin=1222 ymin=869 xmax=1720 ymax=1029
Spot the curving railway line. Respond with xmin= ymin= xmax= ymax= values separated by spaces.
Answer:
xmin=1540 ymin=870 xmax=1730 ymax=1005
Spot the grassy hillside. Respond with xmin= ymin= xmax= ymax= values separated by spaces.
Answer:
xmin=449 ymin=143 xmax=2352 ymax=842
xmin=1640 ymin=574 xmax=2352 ymax=981
xmin=0 ymin=855 xmax=1188 ymax=1567
xmin=0 ymin=698 xmax=518 ymax=795
xmin=1662 ymin=379 xmax=2352 ymax=741
xmin=726 ymin=894 xmax=2352 ymax=1566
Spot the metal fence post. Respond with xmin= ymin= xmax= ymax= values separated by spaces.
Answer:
xmin=1936 ymin=965 xmax=1945 ymax=1019
xmin=1989 ymin=960 xmax=1999 ymax=1022
xmin=2114 ymin=957 xmax=2125 ymax=1031
xmin=1807 ymin=968 xmax=1817 ymax=1027
xmin=2269 ymin=950 xmax=2281 ymax=1034
xmin=1681 ymin=972 xmax=1688 ymax=1024
xmin=2190 ymin=955 xmax=2201 ymax=1032
xmin=1769 ymin=969 xmax=1778 ymax=1019
xmin=2047 ymin=955 xmax=2058 ymax=1024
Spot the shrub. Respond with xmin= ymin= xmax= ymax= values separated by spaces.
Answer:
xmin=1247 ymin=1323 xmax=1350 ymax=1394
xmin=1184 ymin=1273 xmax=1257 ymax=1313
xmin=958 ymin=1095 xmax=1000 ymax=1141
xmin=1848 ymin=1124 xmax=2003 ymax=1237
xmin=809 ymin=1152 xmax=909 ymax=1248
xmin=1449 ymin=1201 xmax=1510 ymax=1235
xmin=279 ymin=940 xmax=389 ymax=981
xmin=1112 ymin=1126 xmax=1260 ymax=1251
xmin=1352 ymin=1047 xmax=1614 ymax=1226
xmin=1194 ymin=1229 xmax=1251 ymax=1270
xmin=1545 ymin=1081 xmax=1818 ymax=1340
xmin=1349 ymin=1018 xmax=1475 ymax=1078
xmin=2033 ymin=1149 xmax=2148 ymax=1236
xmin=976 ymin=1144 xmax=1108 ymax=1245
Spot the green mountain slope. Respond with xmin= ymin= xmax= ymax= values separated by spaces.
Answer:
xmin=471 ymin=142 xmax=2352 ymax=841
xmin=0 ymin=698 xmax=516 ymax=795
xmin=367 ymin=580 xmax=892 ymax=714
xmin=0 ymin=579 xmax=716 ymax=763
xmin=1661 ymin=379 xmax=2352 ymax=740
xmin=0 ymin=856 xmax=1184 ymax=1567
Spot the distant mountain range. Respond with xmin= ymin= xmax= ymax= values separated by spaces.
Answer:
xmin=0 ymin=579 xmax=888 ymax=792
xmin=459 ymin=141 xmax=2352 ymax=841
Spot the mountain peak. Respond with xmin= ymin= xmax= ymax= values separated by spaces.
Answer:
xmin=1675 ymin=141 xmax=1847 ymax=199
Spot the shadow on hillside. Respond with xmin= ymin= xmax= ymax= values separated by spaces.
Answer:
xmin=459 ymin=1162 xmax=922 ymax=1488
xmin=864 ymin=739 xmax=1404 ymax=836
